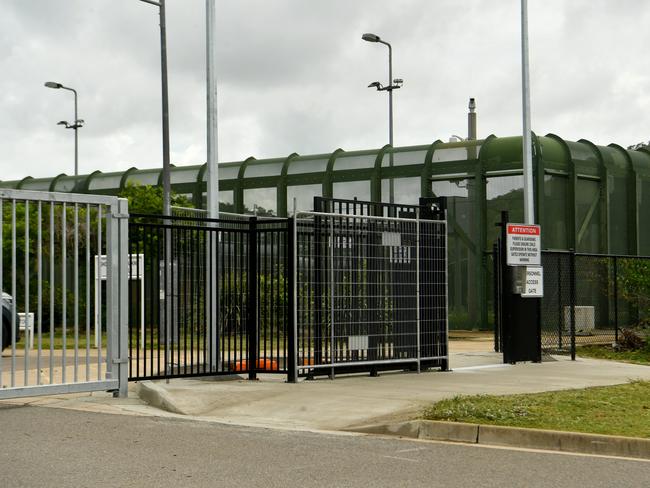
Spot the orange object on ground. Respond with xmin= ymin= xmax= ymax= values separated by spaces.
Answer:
xmin=232 ymin=358 xmax=279 ymax=372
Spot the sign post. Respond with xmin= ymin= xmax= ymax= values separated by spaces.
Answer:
xmin=498 ymin=212 xmax=542 ymax=364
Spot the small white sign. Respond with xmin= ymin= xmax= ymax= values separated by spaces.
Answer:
xmin=506 ymin=223 xmax=541 ymax=266
xmin=522 ymin=266 xmax=544 ymax=297
xmin=381 ymin=232 xmax=401 ymax=247
xmin=348 ymin=335 xmax=369 ymax=351
xmin=95 ymin=254 xmax=144 ymax=280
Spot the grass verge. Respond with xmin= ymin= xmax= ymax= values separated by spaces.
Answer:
xmin=421 ymin=381 xmax=650 ymax=438
xmin=577 ymin=345 xmax=650 ymax=366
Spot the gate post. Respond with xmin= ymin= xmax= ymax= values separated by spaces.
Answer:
xmin=570 ymin=250 xmax=576 ymax=361
xmin=109 ymin=198 xmax=129 ymax=398
xmin=287 ymin=217 xmax=297 ymax=383
xmin=247 ymin=217 xmax=258 ymax=380
xmin=493 ymin=241 xmax=502 ymax=353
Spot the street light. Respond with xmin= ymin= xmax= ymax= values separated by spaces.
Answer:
xmin=362 ymin=32 xmax=402 ymax=205
xmin=520 ymin=0 xmax=534 ymax=225
xmin=139 ymin=0 xmax=171 ymax=217
xmin=44 ymin=81 xmax=83 ymax=176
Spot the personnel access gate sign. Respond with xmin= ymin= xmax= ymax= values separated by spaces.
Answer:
xmin=506 ymin=224 xmax=541 ymax=266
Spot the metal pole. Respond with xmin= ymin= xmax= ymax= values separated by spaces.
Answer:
xmin=521 ymin=0 xmax=535 ymax=224
xmin=138 ymin=0 xmax=170 ymax=213
xmin=416 ymin=209 xmax=420 ymax=373
xmin=330 ymin=217 xmax=335 ymax=379
xmin=205 ymin=0 xmax=220 ymax=370
xmin=387 ymin=43 xmax=394 ymax=205
xmin=73 ymin=90 xmax=78 ymax=176
xmin=206 ymin=0 xmax=219 ymax=219
xmin=159 ymin=0 xmax=171 ymax=217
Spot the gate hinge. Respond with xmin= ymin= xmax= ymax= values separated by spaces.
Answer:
xmin=112 ymin=358 xmax=129 ymax=364
xmin=112 ymin=213 xmax=130 ymax=219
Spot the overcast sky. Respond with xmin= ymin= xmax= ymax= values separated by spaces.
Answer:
xmin=1 ymin=0 xmax=649 ymax=181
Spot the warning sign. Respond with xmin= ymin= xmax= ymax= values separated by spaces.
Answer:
xmin=506 ymin=223 xmax=541 ymax=266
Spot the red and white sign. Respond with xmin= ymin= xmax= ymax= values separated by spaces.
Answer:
xmin=506 ymin=223 xmax=541 ymax=266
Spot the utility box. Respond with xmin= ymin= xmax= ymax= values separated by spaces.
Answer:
xmin=563 ymin=306 xmax=595 ymax=333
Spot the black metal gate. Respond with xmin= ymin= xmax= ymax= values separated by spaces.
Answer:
xmin=127 ymin=214 xmax=293 ymax=381
xmin=296 ymin=197 xmax=448 ymax=377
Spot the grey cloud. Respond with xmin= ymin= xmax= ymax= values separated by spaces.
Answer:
xmin=1 ymin=0 xmax=649 ymax=182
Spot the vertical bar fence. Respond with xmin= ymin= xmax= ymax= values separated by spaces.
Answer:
xmin=0 ymin=189 xmax=128 ymax=399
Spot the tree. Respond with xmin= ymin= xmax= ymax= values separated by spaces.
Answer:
xmin=119 ymin=182 xmax=193 ymax=215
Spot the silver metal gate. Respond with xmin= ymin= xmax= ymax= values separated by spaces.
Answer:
xmin=0 ymin=189 xmax=128 ymax=399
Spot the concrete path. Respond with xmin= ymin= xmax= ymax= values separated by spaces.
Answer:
xmin=6 ymin=352 xmax=649 ymax=437
xmin=131 ymin=355 xmax=650 ymax=431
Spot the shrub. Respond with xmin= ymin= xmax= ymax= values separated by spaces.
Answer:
xmin=618 ymin=328 xmax=646 ymax=351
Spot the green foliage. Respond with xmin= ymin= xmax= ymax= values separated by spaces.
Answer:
xmin=119 ymin=182 xmax=193 ymax=215
xmin=617 ymin=259 xmax=650 ymax=304
xmin=1 ymin=203 xmax=99 ymax=325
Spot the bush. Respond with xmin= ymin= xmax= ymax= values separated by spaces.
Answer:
xmin=618 ymin=328 xmax=646 ymax=351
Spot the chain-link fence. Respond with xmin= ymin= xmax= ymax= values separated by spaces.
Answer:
xmin=541 ymin=251 xmax=650 ymax=356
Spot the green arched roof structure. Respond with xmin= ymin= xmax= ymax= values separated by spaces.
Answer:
xmin=3 ymin=133 xmax=649 ymax=331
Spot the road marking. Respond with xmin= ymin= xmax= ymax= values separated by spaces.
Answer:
xmin=381 ymin=455 xmax=419 ymax=463
xmin=452 ymin=363 xmax=512 ymax=371
xmin=395 ymin=447 xmax=427 ymax=454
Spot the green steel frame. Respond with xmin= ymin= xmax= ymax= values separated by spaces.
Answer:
xmin=3 ymin=134 xmax=649 ymax=329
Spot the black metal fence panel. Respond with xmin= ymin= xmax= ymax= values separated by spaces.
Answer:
xmin=127 ymin=214 xmax=290 ymax=381
xmin=128 ymin=208 xmax=449 ymax=381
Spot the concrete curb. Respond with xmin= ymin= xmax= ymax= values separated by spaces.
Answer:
xmin=135 ymin=381 xmax=187 ymax=416
xmin=352 ymin=420 xmax=650 ymax=459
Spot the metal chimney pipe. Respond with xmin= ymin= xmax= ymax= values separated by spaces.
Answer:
xmin=468 ymin=97 xmax=477 ymax=141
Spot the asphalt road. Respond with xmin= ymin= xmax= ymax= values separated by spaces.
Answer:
xmin=0 ymin=405 xmax=648 ymax=488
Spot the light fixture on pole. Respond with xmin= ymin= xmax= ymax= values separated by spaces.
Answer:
xmin=139 ymin=0 xmax=171 ymax=217
xmin=44 ymin=81 xmax=83 ymax=176
xmin=362 ymin=32 xmax=402 ymax=205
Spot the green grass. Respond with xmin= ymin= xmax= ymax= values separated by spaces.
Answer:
xmin=11 ymin=330 xmax=108 ymax=351
xmin=421 ymin=381 xmax=650 ymax=438
xmin=577 ymin=345 xmax=650 ymax=366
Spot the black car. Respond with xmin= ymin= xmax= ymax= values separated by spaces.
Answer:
xmin=1 ymin=293 xmax=20 ymax=351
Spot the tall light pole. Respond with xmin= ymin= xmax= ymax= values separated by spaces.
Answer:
xmin=206 ymin=0 xmax=219 ymax=219
xmin=521 ymin=0 xmax=535 ymax=224
xmin=205 ymin=0 xmax=220 ymax=371
xmin=139 ymin=0 xmax=171 ymax=216
xmin=44 ymin=82 xmax=83 ymax=176
xmin=362 ymin=33 xmax=402 ymax=205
